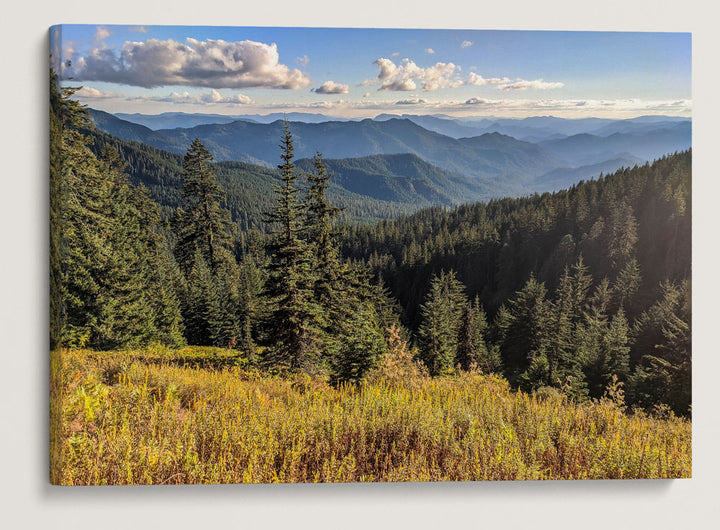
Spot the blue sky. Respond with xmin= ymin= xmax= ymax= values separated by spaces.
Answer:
xmin=53 ymin=25 xmax=691 ymax=118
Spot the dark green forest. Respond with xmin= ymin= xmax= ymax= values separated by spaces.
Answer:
xmin=51 ymin=72 xmax=691 ymax=416
xmin=339 ymin=151 xmax=690 ymax=412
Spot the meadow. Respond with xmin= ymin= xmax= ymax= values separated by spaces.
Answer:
xmin=49 ymin=343 xmax=691 ymax=485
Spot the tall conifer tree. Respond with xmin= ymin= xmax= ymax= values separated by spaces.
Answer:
xmin=418 ymin=270 xmax=467 ymax=375
xmin=456 ymin=296 xmax=499 ymax=373
xmin=263 ymin=123 xmax=323 ymax=370
xmin=172 ymin=139 xmax=240 ymax=347
xmin=50 ymin=71 xmax=184 ymax=349
xmin=173 ymin=138 xmax=234 ymax=275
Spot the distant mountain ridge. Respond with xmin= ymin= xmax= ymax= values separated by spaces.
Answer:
xmin=89 ymin=110 xmax=563 ymax=187
xmin=538 ymin=122 xmax=691 ymax=166
xmin=89 ymin=108 xmax=691 ymax=201
xmin=114 ymin=110 xmax=691 ymax=142
xmin=114 ymin=111 xmax=350 ymax=130
xmin=83 ymin=128 xmax=497 ymax=229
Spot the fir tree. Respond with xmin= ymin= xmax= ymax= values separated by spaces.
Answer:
xmin=541 ymin=258 xmax=592 ymax=392
xmin=543 ymin=266 xmax=575 ymax=387
xmin=607 ymin=200 xmax=639 ymax=274
xmin=331 ymin=303 xmax=387 ymax=384
xmin=602 ymin=308 xmax=631 ymax=383
xmin=172 ymin=139 xmax=240 ymax=347
xmin=263 ymin=123 xmax=323 ymax=370
xmin=577 ymin=278 xmax=612 ymax=397
xmin=50 ymin=72 xmax=184 ymax=349
xmin=629 ymin=280 xmax=691 ymax=415
xmin=418 ymin=270 xmax=467 ymax=375
xmin=182 ymin=250 xmax=216 ymax=347
xmin=303 ymin=152 xmax=348 ymax=359
xmin=236 ymin=251 xmax=267 ymax=357
xmin=613 ymin=258 xmax=642 ymax=318
xmin=456 ymin=296 xmax=499 ymax=372
xmin=501 ymin=275 xmax=547 ymax=385
xmin=173 ymin=138 xmax=234 ymax=275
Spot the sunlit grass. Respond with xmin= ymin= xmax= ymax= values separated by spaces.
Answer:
xmin=50 ymin=346 xmax=691 ymax=485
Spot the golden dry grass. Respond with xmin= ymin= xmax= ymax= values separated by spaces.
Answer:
xmin=49 ymin=346 xmax=691 ymax=485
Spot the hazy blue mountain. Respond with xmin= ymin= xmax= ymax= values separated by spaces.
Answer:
xmin=91 ymin=109 xmax=174 ymax=145
xmin=90 ymin=109 xmax=271 ymax=165
xmin=90 ymin=111 xmax=564 ymax=185
xmin=295 ymin=153 xmax=500 ymax=206
xmin=374 ymin=113 xmax=488 ymax=138
xmin=91 ymin=109 xmax=692 ymax=202
xmin=111 ymin=110 xmax=692 ymax=147
xmin=112 ymin=111 xmax=353 ymax=130
xmin=456 ymin=115 xmax=615 ymax=139
xmin=535 ymin=155 xmax=646 ymax=191
xmin=240 ymin=112 xmax=354 ymax=124
xmin=538 ymin=122 xmax=691 ymax=166
xmin=586 ymin=117 xmax=691 ymax=137
xmin=622 ymin=115 xmax=691 ymax=124
xmin=434 ymin=114 xmax=691 ymax=144
xmin=456 ymin=132 xmax=566 ymax=186
xmin=114 ymin=112 xmax=256 ymax=130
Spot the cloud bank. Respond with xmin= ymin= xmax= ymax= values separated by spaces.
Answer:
xmin=150 ymin=90 xmax=254 ymax=105
xmin=71 ymin=84 xmax=691 ymax=118
xmin=74 ymin=87 xmax=253 ymax=105
xmin=499 ymin=79 xmax=565 ymax=91
xmin=66 ymin=38 xmax=311 ymax=89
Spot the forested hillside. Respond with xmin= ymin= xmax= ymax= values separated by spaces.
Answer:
xmin=340 ymin=151 xmax=691 ymax=413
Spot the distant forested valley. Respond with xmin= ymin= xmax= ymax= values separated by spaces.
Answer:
xmin=51 ymin=72 xmax=691 ymax=417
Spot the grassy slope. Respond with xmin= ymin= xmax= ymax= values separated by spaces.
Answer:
xmin=50 ymin=347 xmax=691 ymax=485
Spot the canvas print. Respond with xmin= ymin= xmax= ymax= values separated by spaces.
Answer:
xmin=49 ymin=25 xmax=691 ymax=485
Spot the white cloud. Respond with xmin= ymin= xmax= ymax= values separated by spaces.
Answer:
xmin=94 ymin=26 xmax=111 ymax=42
xmin=363 ymin=92 xmax=371 ymax=98
xmin=66 ymin=38 xmax=311 ymax=90
xmin=464 ymin=97 xmax=490 ymax=105
xmin=391 ymin=52 xmax=400 ymax=57
xmin=382 ymin=78 xmax=417 ymax=91
xmin=366 ymin=57 xmax=463 ymax=92
xmin=312 ymin=80 xmax=350 ymax=94
xmin=74 ymin=86 xmax=124 ymax=99
xmin=466 ymin=73 xmax=511 ymax=86
xmin=425 ymin=48 xmax=435 ymax=54
xmin=466 ymin=73 xmax=564 ymax=91
xmin=498 ymin=79 xmax=565 ymax=91
xmin=395 ymin=98 xmax=427 ymax=105
xmin=128 ymin=26 xmax=148 ymax=33
xmin=365 ymin=58 xmax=562 ymax=94
xmin=375 ymin=58 xmax=398 ymax=80
xmin=297 ymin=55 xmax=310 ymax=66
xmin=461 ymin=40 xmax=473 ymax=48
